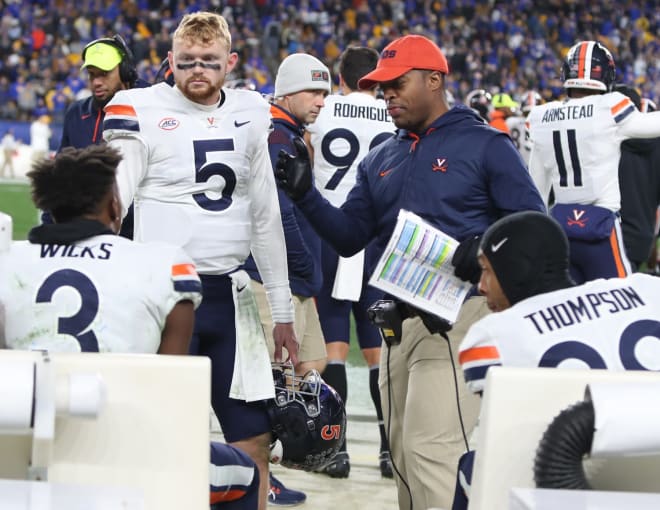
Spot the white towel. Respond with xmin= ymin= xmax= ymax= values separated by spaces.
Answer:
xmin=228 ymin=270 xmax=275 ymax=402
xmin=331 ymin=250 xmax=365 ymax=302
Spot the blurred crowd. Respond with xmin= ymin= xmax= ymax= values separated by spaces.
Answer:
xmin=1 ymin=0 xmax=659 ymax=124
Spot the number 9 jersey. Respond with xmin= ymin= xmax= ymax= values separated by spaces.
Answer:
xmin=0 ymin=236 xmax=202 ymax=353
xmin=458 ymin=273 xmax=660 ymax=394
xmin=307 ymin=92 xmax=396 ymax=207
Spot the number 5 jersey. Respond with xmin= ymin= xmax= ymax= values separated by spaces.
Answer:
xmin=103 ymin=83 xmax=292 ymax=322
xmin=459 ymin=272 xmax=660 ymax=394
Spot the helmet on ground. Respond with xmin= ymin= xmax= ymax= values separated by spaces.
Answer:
xmin=519 ymin=90 xmax=543 ymax=114
xmin=267 ymin=362 xmax=346 ymax=471
xmin=562 ymin=40 xmax=616 ymax=92
xmin=466 ymin=89 xmax=492 ymax=121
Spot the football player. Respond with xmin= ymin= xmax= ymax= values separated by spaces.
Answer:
xmin=306 ymin=46 xmax=396 ymax=479
xmin=103 ymin=12 xmax=296 ymax=510
xmin=527 ymin=40 xmax=660 ymax=283
xmin=453 ymin=210 xmax=660 ymax=509
xmin=0 ymin=145 xmax=259 ymax=510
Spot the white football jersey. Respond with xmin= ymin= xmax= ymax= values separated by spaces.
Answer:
xmin=459 ymin=273 xmax=660 ymax=393
xmin=104 ymin=84 xmax=293 ymax=322
xmin=505 ymin=115 xmax=531 ymax=166
xmin=528 ymin=91 xmax=639 ymax=210
xmin=0 ymin=235 xmax=202 ymax=354
xmin=307 ymin=92 xmax=396 ymax=207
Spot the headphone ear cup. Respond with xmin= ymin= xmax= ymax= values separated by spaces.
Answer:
xmin=112 ymin=35 xmax=137 ymax=86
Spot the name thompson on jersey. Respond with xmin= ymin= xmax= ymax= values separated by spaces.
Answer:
xmin=523 ymin=283 xmax=643 ymax=334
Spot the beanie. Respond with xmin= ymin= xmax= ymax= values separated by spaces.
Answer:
xmin=480 ymin=211 xmax=575 ymax=305
xmin=274 ymin=54 xmax=331 ymax=97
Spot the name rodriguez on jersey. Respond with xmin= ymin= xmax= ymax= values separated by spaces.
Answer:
xmin=541 ymin=104 xmax=594 ymax=123
xmin=331 ymin=102 xmax=391 ymax=121
xmin=524 ymin=284 xmax=644 ymax=335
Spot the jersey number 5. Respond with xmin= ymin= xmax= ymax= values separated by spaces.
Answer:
xmin=36 ymin=269 xmax=100 ymax=352
xmin=193 ymin=139 xmax=237 ymax=211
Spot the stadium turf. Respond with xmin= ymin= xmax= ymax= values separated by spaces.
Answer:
xmin=0 ymin=181 xmax=38 ymax=240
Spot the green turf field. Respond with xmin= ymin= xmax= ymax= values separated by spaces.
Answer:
xmin=0 ymin=181 xmax=38 ymax=240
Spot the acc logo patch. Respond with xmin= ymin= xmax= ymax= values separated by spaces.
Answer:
xmin=158 ymin=117 xmax=180 ymax=130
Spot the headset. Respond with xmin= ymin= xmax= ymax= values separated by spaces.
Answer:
xmin=81 ymin=34 xmax=138 ymax=87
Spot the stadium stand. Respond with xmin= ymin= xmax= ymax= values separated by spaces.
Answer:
xmin=1 ymin=1 xmax=659 ymax=132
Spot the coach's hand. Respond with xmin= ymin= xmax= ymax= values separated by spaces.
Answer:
xmin=274 ymin=137 xmax=312 ymax=201
xmin=273 ymin=322 xmax=299 ymax=366
xmin=452 ymin=235 xmax=482 ymax=284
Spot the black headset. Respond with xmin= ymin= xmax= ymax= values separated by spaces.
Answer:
xmin=81 ymin=34 xmax=138 ymax=86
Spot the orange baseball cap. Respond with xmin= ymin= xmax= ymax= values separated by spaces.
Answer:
xmin=358 ymin=35 xmax=449 ymax=90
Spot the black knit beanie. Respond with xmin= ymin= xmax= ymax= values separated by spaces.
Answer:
xmin=480 ymin=211 xmax=575 ymax=305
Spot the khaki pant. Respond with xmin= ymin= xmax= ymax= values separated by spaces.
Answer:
xmin=379 ymin=296 xmax=489 ymax=510
xmin=251 ymin=280 xmax=327 ymax=363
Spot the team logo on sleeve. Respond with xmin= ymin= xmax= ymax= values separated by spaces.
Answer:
xmin=158 ymin=117 xmax=180 ymax=130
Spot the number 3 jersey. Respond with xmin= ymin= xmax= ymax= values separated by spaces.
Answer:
xmin=459 ymin=273 xmax=660 ymax=394
xmin=0 ymin=236 xmax=202 ymax=353
xmin=307 ymin=92 xmax=396 ymax=207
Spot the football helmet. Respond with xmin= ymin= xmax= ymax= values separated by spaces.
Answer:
xmin=562 ymin=40 xmax=616 ymax=92
xmin=267 ymin=362 xmax=346 ymax=471
xmin=466 ymin=89 xmax=492 ymax=121
xmin=519 ymin=90 xmax=543 ymax=114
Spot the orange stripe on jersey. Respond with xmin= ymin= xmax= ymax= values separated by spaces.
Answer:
xmin=577 ymin=42 xmax=589 ymax=79
xmin=459 ymin=345 xmax=500 ymax=365
xmin=172 ymin=263 xmax=197 ymax=277
xmin=610 ymin=98 xmax=632 ymax=115
xmin=105 ymin=104 xmax=137 ymax=117
xmin=210 ymin=489 xmax=247 ymax=504
xmin=609 ymin=229 xmax=627 ymax=277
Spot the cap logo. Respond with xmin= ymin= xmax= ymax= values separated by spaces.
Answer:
xmin=311 ymin=70 xmax=329 ymax=81
xmin=381 ymin=49 xmax=397 ymax=59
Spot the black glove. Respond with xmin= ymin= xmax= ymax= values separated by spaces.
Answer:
xmin=274 ymin=137 xmax=312 ymax=201
xmin=417 ymin=309 xmax=453 ymax=335
xmin=452 ymin=235 xmax=482 ymax=284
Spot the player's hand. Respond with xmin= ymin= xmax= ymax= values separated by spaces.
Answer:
xmin=272 ymin=322 xmax=299 ymax=366
xmin=274 ymin=137 xmax=312 ymax=201
xmin=452 ymin=235 xmax=482 ymax=284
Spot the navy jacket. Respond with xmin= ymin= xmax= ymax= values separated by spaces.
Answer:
xmin=58 ymin=96 xmax=106 ymax=150
xmin=296 ymin=104 xmax=545 ymax=274
xmin=243 ymin=104 xmax=323 ymax=297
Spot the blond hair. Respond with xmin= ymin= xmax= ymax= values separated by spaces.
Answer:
xmin=172 ymin=12 xmax=232 ymax=49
